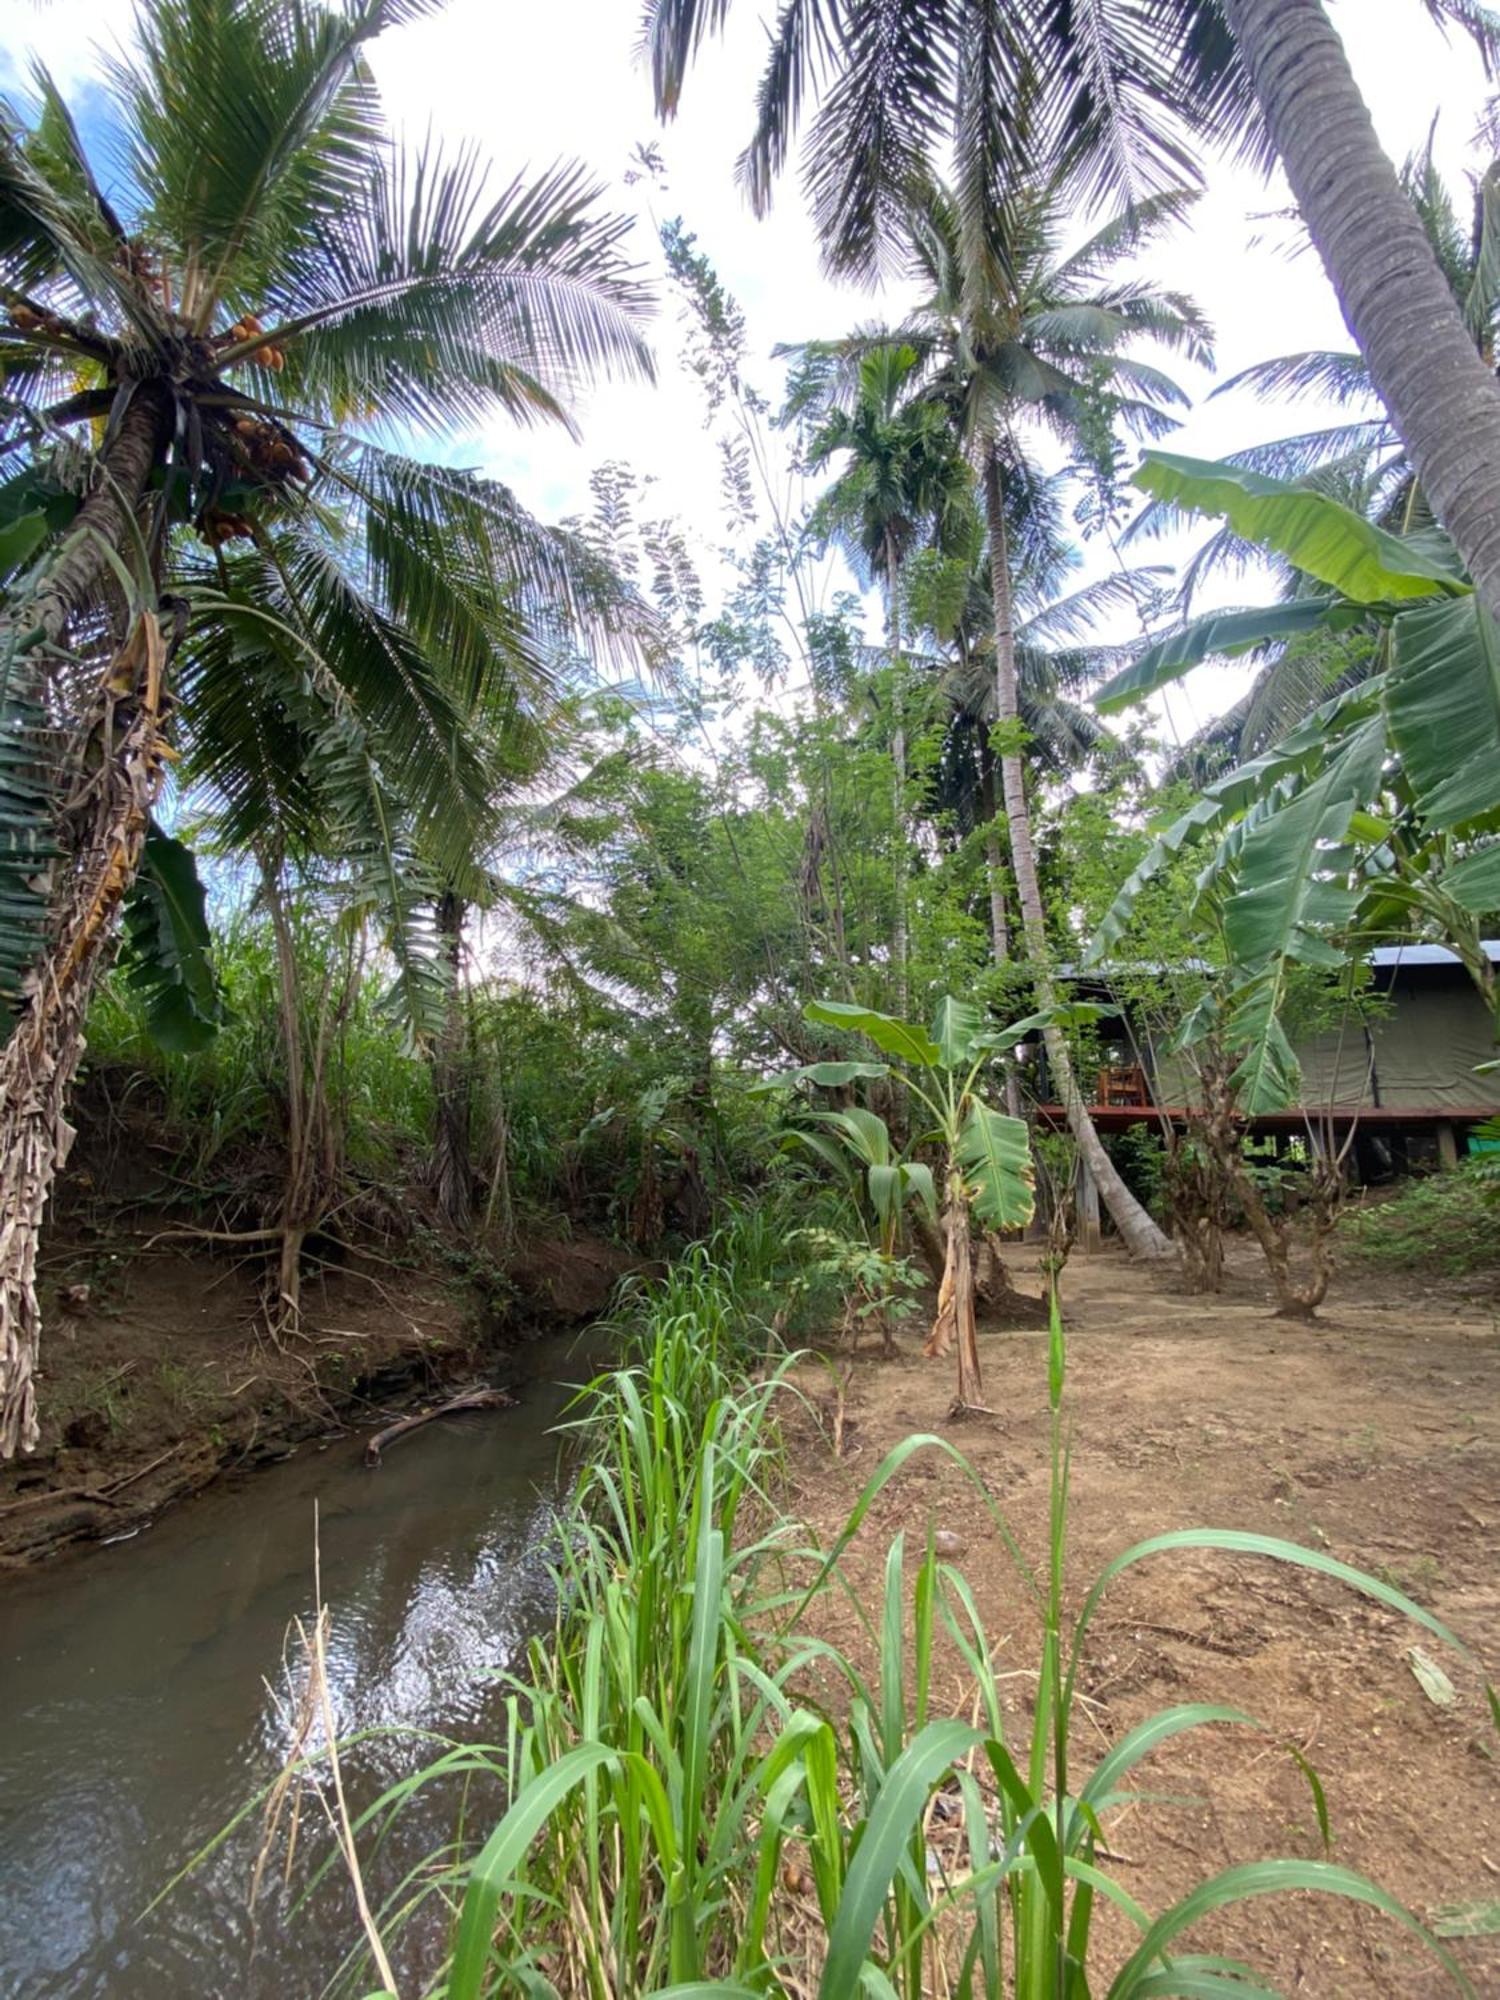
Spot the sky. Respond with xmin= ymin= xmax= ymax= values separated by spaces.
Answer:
xmin=0 ymin=0 xmax=1494 ymax=741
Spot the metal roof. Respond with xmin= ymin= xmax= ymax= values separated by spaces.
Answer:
xmin=1367 ymin=941 xmax=1500 ymax=967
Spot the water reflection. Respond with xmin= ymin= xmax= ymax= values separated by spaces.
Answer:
xmin=0 ymin=1342 xmax=593 ymax=1997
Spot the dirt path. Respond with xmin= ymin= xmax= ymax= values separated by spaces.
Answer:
xmin=781 ymin=1244 xmax=1500 ymax=1996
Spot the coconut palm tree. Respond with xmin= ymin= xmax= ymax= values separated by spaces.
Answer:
xmin=0 ymin=0 xmax=653 ymax=1453
xmin=646 ymin=0 xmax=1500 ymax=635
xmin=898 ymin=182 xmax=1207 ymax=1257
xmin=799 ymin=340 xmax=973 ymax=1017
xmin=908 ymin=493 xmax=1145 ymax=1116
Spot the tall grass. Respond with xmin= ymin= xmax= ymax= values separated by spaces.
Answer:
xmin=308 ymin=1257 xmax=1491 ymax=1999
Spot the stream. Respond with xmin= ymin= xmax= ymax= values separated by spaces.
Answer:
xmin=0 ymin=1333 xmax=600 ymax=1997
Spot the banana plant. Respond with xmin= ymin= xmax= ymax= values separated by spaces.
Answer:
xmin=1092 ymin=451 xmax=1500 ymax=1108
xmin=780 ymin=1102 xmax=936 ymax=1259
xmin=773 ymin=995 xmax=1034 ymax=1412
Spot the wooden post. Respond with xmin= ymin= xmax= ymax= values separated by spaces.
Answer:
xmin=1076 ymin=1152 xmax=1102 ymax=1254
xmin=1436 ymin=1121 xmax=1459 ymax=1171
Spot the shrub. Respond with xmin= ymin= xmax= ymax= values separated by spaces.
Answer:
xmin=1340 ymin=1162 xmax=1500 ymax=1278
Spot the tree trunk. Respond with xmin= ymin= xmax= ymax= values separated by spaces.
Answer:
xmin=0 ymin=389 xmax=170 ymax=1454
xmin=0 ymin=611 xmax=173 ymax=1453
xmin=1225 ymin=0 xmax=1500 ymax=629
xmin=10 ymin=388 xmax=165 ymax=652
xmin=982 ymin=445 xmax=1175 ymax=1261
xmin=261 ymin=855 xmax=312 ymax=1331
xmin=923 ymin=1178 xmax=985 ymax=1412
xmin=885 ymin=530 xmax=909 ymax=1023
xmin=430 ymin=889 xmax=473 ymax=1233
xmin=980 ymin=746 xmax=1023 ymax=1121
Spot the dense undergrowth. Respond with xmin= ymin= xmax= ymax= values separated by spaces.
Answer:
xmin=282 ymin=1220 xmax=1492 ymax=2000
xmin=1339 ymin=1160 xmax=1500 ymax=1279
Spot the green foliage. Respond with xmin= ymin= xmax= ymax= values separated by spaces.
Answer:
xmin=117 ymin=829 xmax=224 ymax=1053
xmin=1340 ymin=1163 xmax=1500 ymax=1277
xmin=84 ymin=892 xmax=433 ymax=1192
xmin=289 ymin=1247 xmax=1486 ymax=1999
xmin=1092 ymin=450 xmax=1500 ymax=1114
xmin=1130 ymin=453 xmax=1466 ymax=604
xmin=797 ymin=994 xmax=1036 ymax=1234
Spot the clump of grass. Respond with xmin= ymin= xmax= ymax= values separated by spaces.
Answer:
xmin=1340 ymin=1163 xmax=1500 ymax=1278
xmin=266 ymin=1261 xmax=1496 ymax=1998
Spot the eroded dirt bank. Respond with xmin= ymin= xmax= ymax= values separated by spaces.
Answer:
xmin=0 ymin=1227 xmax=633 ymax=1568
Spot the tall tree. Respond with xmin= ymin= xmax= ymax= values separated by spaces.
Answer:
xmin=0 ymin=0 xmax=652 ymax=1452
xmin=646 ymin=0 xmax=1500 ymax=633
xmin=901 ymin=183 xmax=1206 ymax=1256
xmin=800 ymin=341 xmax=973 ymax=1018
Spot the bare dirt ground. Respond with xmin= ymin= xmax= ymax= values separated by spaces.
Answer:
xmin=780 ymin=1241 xmax=1500 ymax=1996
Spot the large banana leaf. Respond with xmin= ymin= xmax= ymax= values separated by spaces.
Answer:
xmin=868 ymin=1160 xmax=937 ymax=1225
xmin=930 ymin=993 xmax=983 ymax=1068
xmin=957 ymin=1101 xmax=1035 ymax=1230
xmin=752 ymin=1059 xmax=891 ymax=1094
xmin=1441 ymin=843 xmax=1500 ymax=914
xmin=1224 ymin=971 xmax=1302 ymax=1114
xmin=1085 ymin=683 xmax=1385 ymax=969
xmin=118 ymin=828 xmax=223 ymax=1053
xmin=809 ymin=1105 xmax=896 ymax=1166
xmin=1132 ymin=453 xmax=1467 ymax=604
xmin=1388 ymin=593 xmax=1500 ymax=830
xmin=1094 ymin=598 xmax=1349 ymax=713
xmin=804 ymin=999 xmax=941 ymax=1067
xmin=1221 ymin=718 xmax=1387 ymax=972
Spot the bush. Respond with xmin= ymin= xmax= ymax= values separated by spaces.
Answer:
xmin=1340 ymin=1161 xmax=1500 ymax=1277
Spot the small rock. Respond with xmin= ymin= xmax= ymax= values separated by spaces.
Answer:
xmin=931 ymin=1528 xmax=967 ymax=1559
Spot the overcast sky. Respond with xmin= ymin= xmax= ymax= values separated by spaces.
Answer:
xmin=1 ymin=0 xmax=1492 ymax=738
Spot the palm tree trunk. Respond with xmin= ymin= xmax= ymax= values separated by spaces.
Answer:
xmin=885 ymin=530 xmax=909 ymax=1023
xmin=0 ymin=391 xmax=170 ymax=1454
xmin=1226 ymin=0 xmax=1500 ymax=628
xmin=982 ymin=446 xmax=1174 ymax=1261
xmin=979 ymin=744 xmax=1023 ymax=1121
xmin=0 ymin=610 xmax=174 ymax=1452
xmin=430 ymin=889 xmax=473 ymax=1232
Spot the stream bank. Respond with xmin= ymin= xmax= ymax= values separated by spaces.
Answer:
xmin=0 ymin=1227 xmax=634 ymax=1568
xmin=0 ymin=1327 xmax=603 ymax=1998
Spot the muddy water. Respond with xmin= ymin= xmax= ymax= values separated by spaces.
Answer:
xmin=0 ymin=1335 xmax=600 ymax=1997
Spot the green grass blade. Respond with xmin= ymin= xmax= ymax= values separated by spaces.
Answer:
xmin=449 ymin=1743 xmax=619 ymax=2000
xmin=819 ymin=1719 xmax=982 ymax=1998
xmin=1070 ymin=1528 xmax=1472 ymax=1711
xmin=1079 ymin=1706 xmax=1259 ymax=1813
xmin=1106 ymin=1860 xmax=1475 ymax=1999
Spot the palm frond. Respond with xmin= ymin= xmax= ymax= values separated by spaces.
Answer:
xmin=1210 ymin=350 xmax=1375 ymax=408
xmin=262 ymin=151 xmax=653 ymax=437
xmin=113 ymin=0 xmax=419 ymax=316
xmin=735 ymin=0 xmax=844 ymax=211
xmin=802 ymin=0 xmax=957 ymax=285
xmin=951 ymin=0 xmax=1031 ymax=311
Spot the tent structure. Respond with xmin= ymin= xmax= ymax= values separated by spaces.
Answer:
xmin=1037 ymin=942 xmax=1500 ymax=1181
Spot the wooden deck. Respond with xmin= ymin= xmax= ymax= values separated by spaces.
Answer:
xmin=1034 ymin=1102 xmax=1492 ymax=1133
